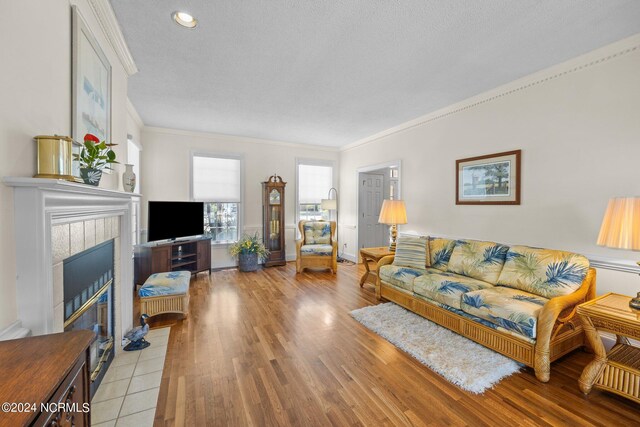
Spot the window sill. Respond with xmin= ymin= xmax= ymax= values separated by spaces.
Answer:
xmin=210 ymin=241 xmax=237 ymax=247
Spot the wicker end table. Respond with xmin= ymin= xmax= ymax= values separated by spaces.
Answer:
xmin=577 ymin=292 xmax=640 ymax=403
xmin=359 ymin=247 xmax=394 ymax=288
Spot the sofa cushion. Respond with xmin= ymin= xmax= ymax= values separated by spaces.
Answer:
xmin=300 ymin=244 xmax=333 ymax=256
xmin=393 ymin=235 xmax=429 ymax=269
xmin=379 ymin=264 xmax=426 ymax=292
xmin=428 ymin=237 xmax=456 ymax=270
xmin=139 ymin=271 xmax=191 ymax=297
xmin=447 ymin=239 xmax=509 ymax=284
xmin=303 ymin=222 xmax=331 ymax=244
xmin=460 ymin=287 xmax=549 ymax=339
xmin=497 ymin=245 xmax=589 ymax=299
xmin=413 ymin=270 xmax=494 ymax=309
xmin=415 ymin=294 xmax=535 ymax=343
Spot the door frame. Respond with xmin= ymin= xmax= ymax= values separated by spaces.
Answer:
xmin=355 ymin=160 xmax=402 ymax=253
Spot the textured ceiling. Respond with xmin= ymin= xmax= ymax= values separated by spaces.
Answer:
xmin=111 ymin=1 xmax=640 ymax=147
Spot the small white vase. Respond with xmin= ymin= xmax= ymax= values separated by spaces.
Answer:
xmin=122 ymin=164 xmax=136 ymax=193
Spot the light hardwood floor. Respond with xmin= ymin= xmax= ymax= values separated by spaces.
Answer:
xmin=145 ymin=263 xmax=640 ymax=426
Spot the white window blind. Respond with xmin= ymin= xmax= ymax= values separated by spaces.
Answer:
xmin=298 ymin=164 xmax=333 ymax=204
xmin=192 ymin=156 xmax=241 ymax=202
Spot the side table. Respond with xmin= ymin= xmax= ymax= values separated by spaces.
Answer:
xmin=577 ymin=292 xmax=640 ymax=403
xmin=359 ymin=247 xmax=394 ymax=288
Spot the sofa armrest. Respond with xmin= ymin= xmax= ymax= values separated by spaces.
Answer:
xmin=376 ymin=255 xmax=395 ymax=271
xmin=295 ymin=239 xmax=304 ymax=252
xmin=537 ymin=267 xmax=596 ymax=339
xmin=374 ymin=255 xmax=395 ymax=300
xmin=534 ymin=267 xmax=596 ymax=381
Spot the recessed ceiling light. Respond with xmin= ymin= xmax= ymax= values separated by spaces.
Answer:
xmin=172 ymin=11 xmax=197 ymax=29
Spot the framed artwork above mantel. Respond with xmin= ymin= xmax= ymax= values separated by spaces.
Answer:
xmin=456 ymin=150 xmax=521 ymax=205
xmin=71 ymin=5 xmax=112 ymax=176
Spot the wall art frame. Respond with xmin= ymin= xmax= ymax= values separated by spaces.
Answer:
xmin=72 ymin=5 xmax=112 ymax=176
xmin=456 ymin=150 xmax=521 ymax=205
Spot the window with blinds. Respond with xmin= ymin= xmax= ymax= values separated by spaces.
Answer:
xmin=297 ymin=163 xmax=333 ymax=221
xmin=192 ymin=154 xmax=242 ymax=243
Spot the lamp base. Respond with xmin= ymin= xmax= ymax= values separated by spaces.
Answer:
xmin=388 ymin=224 xmax=398 ymax=252
xmin=630 ymin=292 xmax=640 ymax=310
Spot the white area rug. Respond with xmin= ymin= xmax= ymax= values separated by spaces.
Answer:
xmin=350 ymin=302 xmax=521 ymax=393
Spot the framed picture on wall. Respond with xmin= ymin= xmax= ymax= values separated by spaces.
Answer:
xmin=71 ymin=5 xmax=112 ymax=176
xmin=456 ymin=150 xmax=521 ymax=205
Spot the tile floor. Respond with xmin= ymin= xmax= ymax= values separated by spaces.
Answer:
xmin=91 ymin=327 xmax=170 ymax=427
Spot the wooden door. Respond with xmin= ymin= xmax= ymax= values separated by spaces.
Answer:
xmin=358 ymin=173 xmax=387 ymax=249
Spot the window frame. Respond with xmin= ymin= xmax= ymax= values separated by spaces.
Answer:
xmin=295 ymin=158 xmax=336 ymax=231
xmin=190 ymin=151 xmax=244 ymax=245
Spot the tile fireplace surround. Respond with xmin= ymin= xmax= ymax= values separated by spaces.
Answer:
xmin=3 ymin=178 xmax=140 ymax=350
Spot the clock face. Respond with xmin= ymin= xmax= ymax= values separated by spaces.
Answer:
xmin=269 ymin=189 xmax=281 ymax=205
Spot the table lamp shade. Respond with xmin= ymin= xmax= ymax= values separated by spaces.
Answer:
xmin=321 ymin=198 xmax=337 ymax=210
xmin=597 ymin=197 xmax=640 ymax=251
xmin=378 ymin=200 xmax=408 ymax=225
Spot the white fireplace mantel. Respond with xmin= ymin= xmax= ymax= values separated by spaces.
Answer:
xmin=3 ymin=177 xmax=141 ymax=346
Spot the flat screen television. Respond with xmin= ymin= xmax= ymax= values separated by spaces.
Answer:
xmin=147 ymin=201 xmax=204 ymax=242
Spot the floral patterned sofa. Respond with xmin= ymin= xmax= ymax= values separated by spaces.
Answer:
xmin=296 ymin=220 xmax=338 ymax=274
xmin=376 ymin=236 xmax=596 ymax=382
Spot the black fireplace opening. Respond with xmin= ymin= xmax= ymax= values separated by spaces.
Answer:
xmin=63 ymin=239 xmax=115 ymax=397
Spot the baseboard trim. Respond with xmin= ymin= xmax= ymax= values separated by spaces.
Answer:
xmin=0 ymin=320 xmax=31 ymax=341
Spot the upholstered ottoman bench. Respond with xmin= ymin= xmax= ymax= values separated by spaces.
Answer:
xmin=139 ymin=271 xmax=191 ymax=318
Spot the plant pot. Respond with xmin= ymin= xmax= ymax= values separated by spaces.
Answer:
xmin=122 ymin=164 xmax=136 ymax=192
xmin=238 ymin=253 xmax=259 ymax=272
xmin=80 ymin=167 xmax=103 ymax=186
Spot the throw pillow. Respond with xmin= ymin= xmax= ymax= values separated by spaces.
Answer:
xmin=393 ymin=235 xmax=429 ymax=269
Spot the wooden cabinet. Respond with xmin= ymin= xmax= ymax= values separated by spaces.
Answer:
xmin=262 ymin=175 xmax=287 ymax=267
xmin=135 ymin=237 xmax=212 ymax=285
xmin=197 ymin=239 xmax=211 ymax=273
xmin=0 ymin=330 xmax=94 ymax=427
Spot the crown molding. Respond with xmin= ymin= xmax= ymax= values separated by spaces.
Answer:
xmin=87 ymin=0 xmax=138 ymax=76
xmin=341 ymin=34 xmax=640 ymax=152
xmin=143 ymin=126 xmax=341 ymax=152
xmin=126 ymin=98 xmax=144 ymax=130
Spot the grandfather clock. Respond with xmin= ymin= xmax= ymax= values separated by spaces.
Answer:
xmin=262 ymin=174 xmax=287 ymax=267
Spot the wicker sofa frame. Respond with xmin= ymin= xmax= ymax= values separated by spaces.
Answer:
xmin=376 ymin=255 xmax=597 ymax=382
xmin=140 ymin=292 xmax=189 ymax=318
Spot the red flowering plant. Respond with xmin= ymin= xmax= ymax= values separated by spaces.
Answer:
xmin=74 ymin=133 xmax=118 ymax=171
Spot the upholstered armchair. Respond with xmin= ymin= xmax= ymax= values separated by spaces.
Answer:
xmin=295 ymin=220 xmax=338 ymax=274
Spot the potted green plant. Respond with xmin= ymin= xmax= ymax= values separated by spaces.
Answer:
xmin=229 ymin=233 xmax=270 ymax=272
xmin=74 ymin=133 xmax=118 ymax=186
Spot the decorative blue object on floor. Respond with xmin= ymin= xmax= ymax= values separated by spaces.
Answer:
xmin=124 ymin=314 xmax=150 ymax=351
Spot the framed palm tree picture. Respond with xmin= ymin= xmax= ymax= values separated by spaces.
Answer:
xmin=71 ymin=6 xmax=112 ymax=176
xmin=456 ymin=150 xmax=521 ymax=205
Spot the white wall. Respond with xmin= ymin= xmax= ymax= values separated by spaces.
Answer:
xmin=0 ymin=0 xmax=140 ymax=333
xmin=140 ymin=127 xmax=339 ymax=268
xmin=340 ymin=34 xmax=640 ymax=296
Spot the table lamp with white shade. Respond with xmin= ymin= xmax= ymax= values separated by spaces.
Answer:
xmin=378 ymin=199 xmax=408 ymax=252
xmin=597 ymin=196 xmax=640 ymax=309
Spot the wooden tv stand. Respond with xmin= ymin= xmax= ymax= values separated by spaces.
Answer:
xmin=134 ymin=237 xmax=211 ymax=285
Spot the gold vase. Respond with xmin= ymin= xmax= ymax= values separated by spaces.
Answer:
xmin=34 ymin=135 xmax=79 ymax=182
